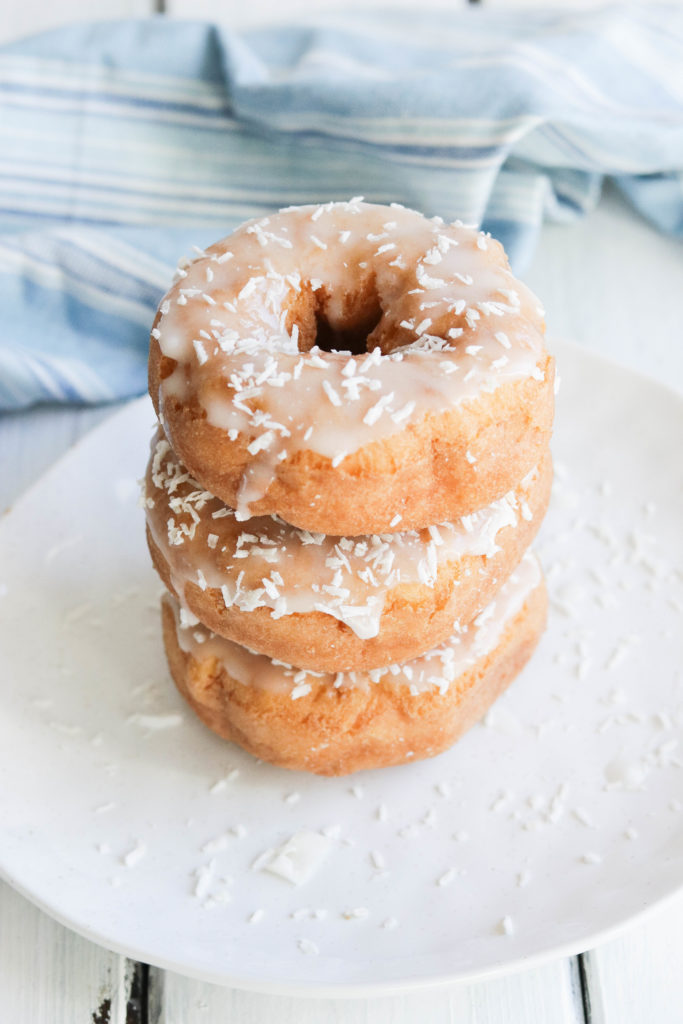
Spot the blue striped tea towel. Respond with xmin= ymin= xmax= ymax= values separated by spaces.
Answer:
xmin=1 ymin=7 xmax=682 ymax=409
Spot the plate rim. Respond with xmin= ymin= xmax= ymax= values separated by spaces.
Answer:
xmin=3 ymin=858 xmax=683 ymax=998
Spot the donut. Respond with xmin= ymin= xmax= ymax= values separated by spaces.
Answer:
xmin=161 ymin=552 xmax=547 ymax=776
xmin=144 ymin=430 xmax=552 ymax=671
xmin=149 ymin=199 xmax=554 ymax=535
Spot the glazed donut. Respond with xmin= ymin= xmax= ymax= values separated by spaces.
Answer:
xmin=144 ymin=431 xmax=552 ymax=671
xmin=149 ymin=200 xmax=554 ymax=535
xmin=161 ymin=552 xmax=547 ymax=776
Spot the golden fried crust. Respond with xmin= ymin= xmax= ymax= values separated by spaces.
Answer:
xmin=150 ymin=340 xmax=554 ymax=536
xmin=160 ymin=578 xmax=547 ymax=776
xmin=147 ymin=449 xmax=552 ymax=672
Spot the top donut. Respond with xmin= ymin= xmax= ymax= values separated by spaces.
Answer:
xmin=149 ymin=199 xmax=554 ymax=536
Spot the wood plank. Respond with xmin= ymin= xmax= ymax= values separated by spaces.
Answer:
xmin=0 ymin=0 xmax=154 ymax=46
xmin=524 ymin=184 xmax=683 ymax=389
xmin=0 ymin=403 xmax=117 ymax=513
xmin=166 ymin=0 xmax=469 ymax=28
xmin=485 ymin=0 xmax=667 ymax=6
xmin=0 ymin=880 xmax=141 ymax=1024
xmin=149 ymin=958 xmax=584 ymax=1024
xmin=581 ymin=893 xmax=683 ymax=1024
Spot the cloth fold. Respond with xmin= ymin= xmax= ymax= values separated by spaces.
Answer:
xmin=1 ymin=7 xmax=682 ymax=409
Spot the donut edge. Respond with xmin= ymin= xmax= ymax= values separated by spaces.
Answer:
xmin=146 ymin=448 xmax=552 ymax=672
xmin=150 ymin=337 xmax=554 ymax=535
xmin=160 ymin=574 xmax=548 ymax=776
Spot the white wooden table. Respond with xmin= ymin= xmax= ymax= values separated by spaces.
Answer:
xmin=1 ymin=3 xmax=683 ymax=1020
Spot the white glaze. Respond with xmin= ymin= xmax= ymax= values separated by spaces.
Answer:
xmin=154 ymin=200 xmax=546 ymax=519
xmin=171 ymin=551 xmax=542 ymax=697
xmin=146 ymin=434 xmax=541 ymax=640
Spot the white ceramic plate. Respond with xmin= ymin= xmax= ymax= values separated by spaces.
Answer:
xmin=1 ymin=339 xmax=683 ymax=996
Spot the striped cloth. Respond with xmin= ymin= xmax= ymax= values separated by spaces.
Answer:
xmin=1 ymin=8 xmax=683 ymax=409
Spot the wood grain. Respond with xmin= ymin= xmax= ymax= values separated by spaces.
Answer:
xmin=149 ymin=960 xmax=584 ymax=1024
xmin=0 ymin=881 xmax=141 ymax=1024
xmin=583 ymin=893 xmax=683 ymax=1024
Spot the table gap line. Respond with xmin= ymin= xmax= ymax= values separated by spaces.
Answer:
xmin=125 ymin=959 xmax=148 ymax=1024
xmin=577 ymin=953 xmax=594 ymax=1023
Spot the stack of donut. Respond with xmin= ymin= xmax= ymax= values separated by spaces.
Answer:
xmin=144 ymin=200 xmax=554 ymax=776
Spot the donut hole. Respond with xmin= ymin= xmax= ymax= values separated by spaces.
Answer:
xmin=289 ymin=280 xmax=383 ymax=356
xmin=314 ymin=305 xmax=383 ymax=356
